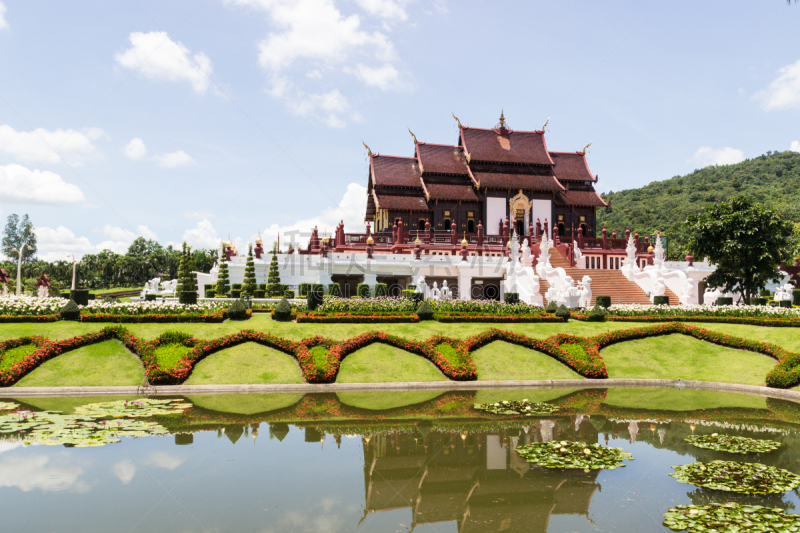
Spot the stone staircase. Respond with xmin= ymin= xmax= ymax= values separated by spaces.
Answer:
xmin=539 ymin=250 xmax=678 ymax=306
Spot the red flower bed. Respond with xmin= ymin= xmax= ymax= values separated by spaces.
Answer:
xmin=574 ymin=315 xmax=800 ymax=327
xmin=434 ymin=313 xmax=562 ymax=323
xmin=296 ymin=312 xmax=418 ymax=323
xmin=0 ymin=314 xmax=60 ymax=323
xmin=80 ymin=311 xmax=227 ymax=323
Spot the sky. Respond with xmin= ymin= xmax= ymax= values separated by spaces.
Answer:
xmin=0 ymin=0 xmax=799 ymax=261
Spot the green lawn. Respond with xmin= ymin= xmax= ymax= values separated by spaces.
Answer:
xmin=700 ymin=323 xmax=800 ymax=353
xmin=337 ymin=344 xmax=447 ymax=383
xmin=0 ymin=343 xmax=39 ymax=370
xmin=184 ymin=342 xmax=304 ymax=385
xmin=601 ymin=334 xmax=777 ymax=386
xmin=14 ymin=340 xmax=144 ymax=387
xmin=337 ymin=390 xmax=444 ymax=410
xmin=186 ymin=393 xmax=303 ymax=414
xmin=473 ymin=388 xmax=581 ymax=405
xmin=601 ymin=388 xmax=768 ymax=411
xmin=471 ymin=341 xmax=581 ymax=381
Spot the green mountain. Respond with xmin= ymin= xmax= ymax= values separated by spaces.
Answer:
xmin=596 ymin=150 xmax=800 ymax=260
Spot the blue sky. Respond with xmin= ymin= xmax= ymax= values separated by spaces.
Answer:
xmin=0 ymin=0 xmax=798 ymax=260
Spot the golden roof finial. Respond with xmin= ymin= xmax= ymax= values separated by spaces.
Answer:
xmin=362 ymin=140 xmax=372 ymax=156
xmin=542 ymin=117 xmax=549 ymax=132
xmin=408 ymin=128 xmax=418 ymax=145
xmin=582 ymin=141 xmax=593 ymax=153
xmin=255 ymin=232 xmax=263 ymax=245
xmin=461 ymin=233 xmax=468 ymax=247
xmin=499 ymin=109 xmax=506 ymax=128
xmin=366 ymin=234 xmax=374 ymax=245
xmin=452 ymin=112 xmax=462 ymax=129
xmin=414 ymin=232 xmax=422 ymax=246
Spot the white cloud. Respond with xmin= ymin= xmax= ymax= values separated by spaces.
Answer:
xmin=0 ymin=2 xmax=9 ymax=30
xmin=354 ymin=0 xmax=408 ymax=20
xmin=35 ymin=224 xmax=157 ymax=261
xmin=791 ymin=140 xmax=800 ymax=153
xmin=155 ymin=150 xmax=195 ymax=168
xmin=115 ymin=31 xmax=213 ymax=93
xmin=345 ymin=63 xmax=399 ymax=90
xmin=123 ymin=137 xmax=147 ymax=160
xmin=0 ymin=164 xmax=86 ymax=204
xmin=691 ymin=146 xmax=745 ymax=168
xmin=145 ymin=452 xmax=186 ymax=470
xmin=270 ymin=77 xmax=353 ymax=127
xmin=755 ymin=58 xmax=800 ymax=111
xmin=113 ymin=460 xmax=136 ymax=484
xmin=0 ymin=124 xmax=102 ymax=165
xmin=0 ymin=455 xmax=89 ymax=493
xmin=183 ymin=217 xmax=223 ymax=250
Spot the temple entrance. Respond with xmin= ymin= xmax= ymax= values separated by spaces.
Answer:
xmin=471 ymin=278 xmax=502 ymax=301
xmin=467 ymin=219 xmax=475 ymax=233
xmin=331 ymin=275 xmax=364 ymax=298
xmin=377 ymin=276 xmax=403 ymax=297
xmin=509 ymin=190 xmax=530 ymax=235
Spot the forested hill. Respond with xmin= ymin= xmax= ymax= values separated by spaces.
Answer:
xmin=596 ymin=150 xmax=800 ymax=259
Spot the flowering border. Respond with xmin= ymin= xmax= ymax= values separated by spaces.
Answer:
xmin=296 ymin=312 xmax=419 ymax=323
xmin=434 ymin=313 xmax=562 ymax=323
xmin=575 ymin=314 xmax=800 ymax=328
xmin=0 ymin=314 xmax=60 ymax=323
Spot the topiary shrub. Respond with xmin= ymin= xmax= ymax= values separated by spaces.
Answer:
xmin=145 ymin=294 xmax=157 ymax=302
xmin=232 ymin=283 xmax=243 ymax=291
xmin=327 ymin=283 xmax=340 ymax=297
xmin=653 ymin=295 xmax=669 ymax=306
xmin=231 ymin=289 xmax=242 ymax=299
xmin=374 ymin=283 xmax=388 ymax=297
xmin=545 ymin=301 xmax=557 ymax=313
xmin=205 ymin=289 xmax=216 ymax=298
xmin=298 ymin=283 xmax=310 ymax=297
xmin=178 ymin=291 xmax=197 ymax=305
xmin=307 ymin=283 xmax=324 ymax=310
xmin=70 ymin=289 xmax=89 ymax=306
xmin=780 ymin=300 xmax=793 ymax=308
xmin=272 ymin=298 xmax=292 ymax=321
xmin=60 ymin=299 xmax=80 ymax=321
xmin=555 ymin=304 xmax=570 ymax=321
xmin=717 ymin=297 xmax=733 ymax=306
xmin=254 ymin=289 xmax=266 ymax=298
xmin=587 ymin=304 xmax=606 ymax=322
xmin=406 ymin=284 xmax=416 ymax=291
xmin=204 ymin=284 xmax=213 ymax=293
xmin=417 ymin=300 xmax=434 ymax=320
xmin=357 ymin=283 xmax=370 ymax=298
xmin=751 ymin=297 xmax=767 ymax=306
xmin=227 ymin=299 xmax=248 ymax=320
xmin=794 ymin=289 xmax=800 ymax=306
xmin=401 ymin=289 xmax=415 ymax=299
xmin=504 ymin=292 xmax=519 ymax=304
xmin=760 ymin=288 xmax=772 ymax=297
xmin=284 ymin=289 xmax=295 ymax=299
xmin=595 ymin=296 xmax=611 ymax=309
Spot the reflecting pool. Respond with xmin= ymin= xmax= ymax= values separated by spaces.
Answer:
xmin=2 ymin=387 xmax=800 ymax=532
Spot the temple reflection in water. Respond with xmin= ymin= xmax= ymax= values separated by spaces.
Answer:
xmin=361 ymin=416 xmax=601 ymax=532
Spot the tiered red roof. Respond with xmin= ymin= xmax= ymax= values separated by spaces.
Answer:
xmin=422 ymin=182 xmax=479 ymax=201
xmin=370 ymin=155 xmax=422 ymax=188
xmin=372 ymin=191 xmax=430 ymax=211
xmin=471 ymin=171 xmax=564 ymax=192
xmin=550 ymin=152 xmax=597 ymax=182
xmin=416 ymin=143 xmax=468 ymax=175
xmin=460 ymin=127 xmax=554 ymax=166
xmin=555 ymin=189 xmax=607 ymax=207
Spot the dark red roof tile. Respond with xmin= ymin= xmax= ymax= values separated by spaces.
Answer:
xmin=550 ymin=152 xmax=596 ymax=182
xmin=371 ymin=155 xmax=421 ymax=187
xmin=461 ymin=127 xmax=554 ymax=166
xmin=416 ymin=143 xmax=468 ymax=175
xmin=373 ymin=192 xmax=430 ymax=211
xmin=555 ymin=190 xmax=608 ymax=207
xmin=472 ymin=171 xmax=564 ymax=192
xmin=423 ymin=182 xmax=479 ymax=201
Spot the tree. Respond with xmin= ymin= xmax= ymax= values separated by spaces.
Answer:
xmin=215 ymin=244 xmax=231 ymax=296
xmin=265 ymin=244 xmax=282 ymax=296
xmin=686 ymin=196 xmax=793 ymax=303
xmin=2 ymin=214 xmax=37 ymax=262
xmin=242 ymin=244 xmax=257 ymax=297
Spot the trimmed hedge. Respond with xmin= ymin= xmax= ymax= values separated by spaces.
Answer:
xmin=205 ymin=289 xmax=216 ymax=298
xmin=231 ymin=289 xmax=242 ymax=299
xmin=145 ymin=294 xmax=157 ymax=301
xmin=587 ymin=304 xmax=606 ymax=322
xmin=70 ymin=289 xmax=89 ymax=306
xmin=298 ymin=283 xmax=310 ymax=297
xmin=794 ymin=289 xmax=800 ymax=306
xmin=328 ymin=283 xmax=341 ymax=297
xmin=374 ymin=283 xmax=388 ymax=297
xmin=356 ymin=283 xmax=370 ymax=298
xmin=307 ymin=283 xmax=324 ymax=311
xmin=227 ymin=299 xmax=249 ymax=320
xmin=595 ymin=296 xmax=611 ymax=309
xmin=60 ymin=300 xmax=80 ymax=321
xmin=232 ymin=283 xmax=243 ymax=290
xmin=504 ymin=292 xmax=519 ymax=304
xmin=653 ymin=295 xmax=669 ymax=306
xmin=272 ymin=298 xmax=293 ymax=321
xmin=417 ymin=300 xmax=434 ymax=320
xmin=178 ymin=291 xmax=197 ymax=305
xmin=297 ymin=313 xmax=418 ymax=323
xmin=545 ymin=301 xmax=557 ymax=313
xmin=555 ymin=304 xmax=570 ymax=321
xmin=780 ymin=300 xmax=793 ymax=308
xmin=751 ymin=297 xmax=768 ymax=306
xmin=717 ymin=297 xmax=733 ymax=306
xmin=284 ymin=290 xmax=295 ymax=299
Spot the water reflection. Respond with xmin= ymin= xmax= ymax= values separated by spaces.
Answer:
xmin=1 ymin=388 xmax=800 ymax=532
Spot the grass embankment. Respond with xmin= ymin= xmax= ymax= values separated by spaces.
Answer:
xmin=186 ymin=343 xmax=304 ymax=385
xmin=336 ymin=344 xmax=448 ymax=383
xmin=471 ymin=341 xmax=581 ymax=380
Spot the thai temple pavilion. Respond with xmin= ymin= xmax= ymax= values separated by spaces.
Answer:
xmin=365 ymin=112 xmax=606 ymax=240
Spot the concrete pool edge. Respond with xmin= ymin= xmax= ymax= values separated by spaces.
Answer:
xmin=3 ymin=379 xmax=800 ymax=401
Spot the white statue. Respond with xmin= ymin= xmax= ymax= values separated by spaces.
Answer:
xmin=573 ymin=240 xmax=584 ymax=268
xmin=653 ymin=277 xmax=666 ymax=298
xmin=441 ymin=280 xmax=452 ymax=299
xmin=578 ymin=275 xmax=592 ymax=308
xmin=1 ymin=284 xmax=7 ymax=297
xmin=621 ymin=233 xmax=639 ymax=272
xmin=704 ymin=287 xmax=721 ymax=306
xmin=679 ymin=278 xmax=698 ymax=306
xmin=653 ymin=235 xmax=666 ymax=269
xmin=414 ymin=275 xmax=426 ymax=294
xmin=521 ymin=239 xmax=531 ymax=261
xmin=161 ymin=279 xmax=178 ymax=293
xmin=37 ymin=285 xmax=48 ymax=298
xmin=776 ymin=283 xmax=795 ymax=302
xmin=529 ymin=275 xmax=542 ymax=306
xmin=430 ymin=282 xmax=441 ymax=300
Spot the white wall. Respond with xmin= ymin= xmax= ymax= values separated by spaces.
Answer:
xmin=486 ymin=197 xmax=505 ymax=235
xmin=530 ymin=199 xmax=551 ymax=231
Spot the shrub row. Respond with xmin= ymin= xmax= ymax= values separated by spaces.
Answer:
xmin=578 ymin=315 xmax=800 ymax=327
xmin=79 ymin=311 xmax=229 ymax=323
xmin=296 ymin=312 xmax=419 ymax=323
xmin=434 ymin=313 xmax=563 ymax=323
xmin=0 ymin=314 xmax=60 ymax=323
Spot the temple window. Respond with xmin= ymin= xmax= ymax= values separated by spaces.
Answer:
xmin=418 ymin=219 xmax=425 ymax=231
xmin=467 ymin=219 xmax=475 ymax=233
xmin=558 ymin=223 xmax=565 ymax=237
xmin=444 ymin=219 xmax=452 ymax=231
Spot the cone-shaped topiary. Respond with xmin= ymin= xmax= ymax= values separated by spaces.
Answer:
xmin=227 ymin=299 xmax=248 ymax=320
xmin=545 ymin=301 xmax=557 ymax=313
xmin=307 ymin=283 xmax=324 ymax=310
xmin=587 ymin=304 xmax=606 ymax=322
xmin=272 ymin=297 xmax=292 ymax=321
xmin=215 ymin=244 xmax=230 ymax=297
xmin=60 ymin=299 xmax=81 ymax=321
xmin=242 ymin=244 xmax=257 ymax=297
xmin=266 ymin=244 xmax=282 ymax=296
xmin=555 ymin=304 xmax=570 ymax=321
xmin=175 ymin=242 xmax=188 ymax=294
xmin=595 ymin=296 xmax=611 ymax=309
xmin=417 ymin=299 xmax=434 ymax=320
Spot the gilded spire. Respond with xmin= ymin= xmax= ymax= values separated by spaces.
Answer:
xmin=451 ymin=112 xmax=462 ymax=129
xmin=362 ymin=140 xmax=372 ymax=156
xmin=408 ymin=127 xmax=418 ymax=144
xmin=542 ymin=117 xmax=549 ymax=132
xmin=499 ymin=109 xmax=506 ymax=128
xmin=582 ymin=141 xmax=593 ymax=153
xmin=255 ymin=232 xmax=263 ymax=245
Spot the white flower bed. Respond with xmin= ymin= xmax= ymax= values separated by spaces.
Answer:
xmin=606 ymin=304 xmax=800 ymax=317
xmin=83 ymin=300 xmax=225 ymax=316
xmin=0 ymin=296 xmax=67 ymax=316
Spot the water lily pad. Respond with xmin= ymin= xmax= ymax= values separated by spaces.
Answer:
xmin=74 ymin=398 xmax=192 ymax=418
xmin=663 ymin=503 xmax=800 ymax=532
xmin=516 ymin=440 xmax=633 ymax=469
xmin=670 ymin=461 xmax=800 ymax=494
xmin=685 ymin=434 xmax=782 ymax=454
xmin=0 ymin=402 xmax=19 ymax=411
xmin=473 ymin=399 xmax=559 ymax=416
